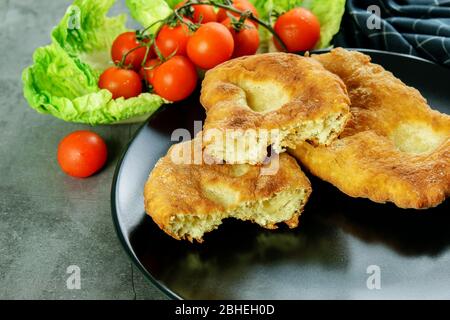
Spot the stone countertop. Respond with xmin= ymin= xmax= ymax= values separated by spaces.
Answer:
xmin=0 ymin=0 xmax=166 ymax=300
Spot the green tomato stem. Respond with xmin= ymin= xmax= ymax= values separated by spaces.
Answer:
xmin=174 ymin=0 xmax=288 ymax=51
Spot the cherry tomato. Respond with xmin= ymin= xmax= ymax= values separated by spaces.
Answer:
xmin=152 ymin=56 xmax=198 ymax=102
xmin=217 ymin=0 xmax=259 ymax=28
xmin=155 ymin=20 xmax=191 ymax=58
xmin=57 ymin=131 xmax=108 ymax=179
xmin=139 ymin=59 xmax=161 ymax=85
xmin=187 ymin=22 xmax=234 ymax=70
xmin=111 ymin=32 xmax=150 ymax=71
xmin=274 ymin=8 xmax=321 ymax=52
xmin=98 ymin=67 xmax=142 ymax=99
xmin=222 ymin=18 xmax=260 ymax=58
xmin=175 ymin=0 xmax=217 ymax=24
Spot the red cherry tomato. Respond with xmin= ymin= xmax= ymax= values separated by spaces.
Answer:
xmin=57 ymin=131 xmax=108 ymax=179
xmin=274 ymin=8 xmax=321 ymax=52
xmin=175 ymin=0 xmax=217 ymax=24
xmin=139 ymin=59 xmax=161 ymax=85
xmin=217 ymin=0 xmax=259 ymax=28
xmin=152 ymin=56 xmax=198 ymax=102
xmin=155 ymin=20 xmax=191 ymax=58
xmin=222 ymin=18 xmax=260 ymax=58
xmin=187 ymin=22 xmax=234 ymax=70
xmin=111 ymin=32 xmax=150 ymax=71
xmin=98 ymin=67 xmax=142 ymax=99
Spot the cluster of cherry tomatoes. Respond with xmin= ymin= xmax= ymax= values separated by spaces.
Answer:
xmin=60 ymin=2 xmax=322 ymax=179
xmin=98 ymin=0 xmax=261 ymax=103
xmin=98 ymin=0 xmax=321 ymax=103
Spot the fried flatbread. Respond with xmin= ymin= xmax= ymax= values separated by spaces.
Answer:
xmin=290 ymin=48 xmax=450 ymax=209
xmin=144 ymin=139 xmax=312 ymax=243
xmin=200 ymin=53 xmax=351 ymax=164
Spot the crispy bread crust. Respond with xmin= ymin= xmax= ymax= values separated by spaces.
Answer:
xmin=290 ymin=48 xmax=450 ymax=209
xmin=200 ymin=52 xmax=351 ymax=136
xmin=144 ymin=139 xmax=312 ymax=241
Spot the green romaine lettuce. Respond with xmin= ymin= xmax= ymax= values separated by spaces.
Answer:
xmin=125 ymin=0 xmax=172 ymax=32
xmin=163 ymin=0 xmax=182 ymax=8
xmin=23 ymin=0 xmax=167 ymax=125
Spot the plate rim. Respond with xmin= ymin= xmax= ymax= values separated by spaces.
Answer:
xmin=110 ymin=105 xmax=183 ymax=300
xmin=110 ymin=48 xmax=444 ymax=301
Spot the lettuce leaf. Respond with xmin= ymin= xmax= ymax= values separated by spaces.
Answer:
xmin=22 ymin=0 xmax=167 ymax=125
xmin=250 ymin=0 xmax=346 ymax=48
xmin=308 ymin=0 xmax=346 ymax=48
xmin=164 ymin=0 xmax=183 ymax=8
xmin=125 ymin=0 xmax=172 ymax=32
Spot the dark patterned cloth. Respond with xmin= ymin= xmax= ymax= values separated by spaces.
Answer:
xmin=334 ymin=0 xmax=450 ymax=66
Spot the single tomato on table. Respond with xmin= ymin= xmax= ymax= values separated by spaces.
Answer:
xmin=152 ymin=56 xmax=198 ymax=102
xmin=57 ymin=131 xmax=108 ymax=179
xmin=274 ymin=7 xmax=321 ymax=52
xmin=187 ymin=22 xmax=234 ymax=70
xmin=175 ymin=0 xmax=217 ymax=24
xmin=155 ymin=20 xmax=191 ymax=58
xmin=111 ymin=31 xmax=150 ymax=71
xmin=98 ymin=67 xmax=142 ymax=99
xmin=222 ymin=18 xmax=260 ymax=58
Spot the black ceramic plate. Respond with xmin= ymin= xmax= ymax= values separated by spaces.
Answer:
xmin=112 ymin=49 xmax=450 ymax=300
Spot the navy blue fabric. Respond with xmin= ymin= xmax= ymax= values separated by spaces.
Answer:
xmin=334 ymin=0 xmax=450 ymax=66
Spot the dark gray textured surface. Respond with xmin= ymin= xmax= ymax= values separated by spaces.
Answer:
xmin=0 ymin=0 xmax=166 ymax=300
